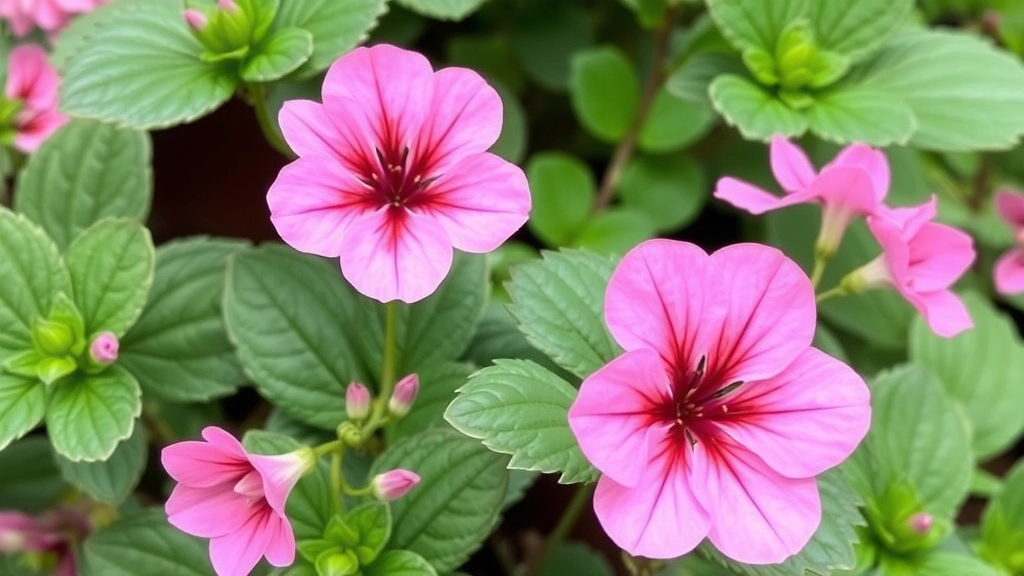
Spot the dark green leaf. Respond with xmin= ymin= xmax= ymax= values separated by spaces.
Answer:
xmin=569 ymin=46 xmax=639 ymax=142
xmin=55 ymin=420 xmax=146 ymax=504
xmin=525 ymin=152 xmax=596 ymax=246
xmin=46 ymin=366 xmax=142 ymax=462
xmin=0 ymin=437 xmax=64 ymax=513
xmin=618 ymin=153 xmax=707 ymax=232
xmin=83 ymin=509 xmax=214 ymax=576
xmin=0 ymin=374 xmax=45 ymax=451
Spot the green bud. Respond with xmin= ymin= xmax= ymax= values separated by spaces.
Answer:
xmin=184 ymin=0 xmax=278 ymax=62
xmin=315 ymin=549 xmax=360 ymax=576
xmin=31 ymin=318 xmax=74 ymax=357
xmin=336 ymin=421 xmax=363 ymax=448
xmin=742 ymin=48 xmax=779 ymax=86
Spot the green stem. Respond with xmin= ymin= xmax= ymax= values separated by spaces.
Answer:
xmin=330 ymin=451 xmax=344 ymax=516
xmin=371 ymin=301 xmax=400 ymax=425
xmin=816 ymin=285 xmax=848 ymax=304
xmin=529 ymin=483 xmax=595 ymax=576
xmin=810 ymin=256 xmax=827 ymax=289
xmin=312 ymin=439 xmax=344 ymax=459
xmin=245 ymin=82 xmax=293 ymax=158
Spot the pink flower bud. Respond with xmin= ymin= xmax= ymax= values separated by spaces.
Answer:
xmin=346 ymin=382 xmax=370 ymax=420
xmin=88 ymin=332 xmax=119 ymax=365
xmin=217 ymin=0 xmax=239 ymax=11
xmin=908 ymin=512 xmax=933 ymax=534
xmin=388 ymin=373 xmax=419 ymax=418
xmin=183 ymin=9 xmax=207 ymax=31
xmin=372 ymin=469 xmax=420 ymax=501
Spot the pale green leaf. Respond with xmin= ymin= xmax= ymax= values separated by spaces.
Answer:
xmin=525 ymin=152 xmax=596 ymax=246
xmin=241 ymin=27 xmax=313 ymax=82
xmin=569 ymin=46 xmax=639 ymax=143
xmin=572 ymin=208 xmax=657 ymax=256
xmin=807 ymin=0 xmax=914 ymax=63
xmin=0 ymin=374 xmax=45 ymax=451
xmin=665 ymin=52 xmax=746 ymax=103
xmin=706 ymin=0 xmax=809 ymax=52
xmin=364 ymin=550 xmax=438 ymax=576
xmin=979 ymin=462 xmax=1024 ymax=574
xmin=618 ymin=153 xmax=707 ymax=232
xmin=55 ymin=420 xmax=146 ymax=504
xmin=805 ymin=87 xmax=916 ymax=146
xmin=46 ymin=366 xmax=142 ymax=462
xmin=914 ymin=553 xmax=1004 ymax=576
xmin=83 ymin=509 xmax=215 ymax=576
xmin=709 ymin=74 xmax=808 ymax=141
xmin=638 ymin=89 xmax=717 ymax=152
xmin=395 ymin=0 xmax=486 ymax=21
xmin=274 ymin=0 xmax=386 ymax=77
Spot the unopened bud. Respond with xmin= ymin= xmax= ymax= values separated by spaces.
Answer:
xmin=388 ymin=373 xmax=419 ymax=418
xmin=217 ymin=0 xmax=239 ymax=11
xmin=345 ymin=382 xmax=370 ymax=421
xmin=908 ymin=512 xmax=933 ymax=535
xmin=32 ymin=319 xmax=73 ymax=357
xmin=336 ymin=421 xmax=362 ymax=447
xmin=372 ymin=469 xmax=420 ymax=501
xmin=88 ymin=332 xmax=119 ymax=366
xmin=183 ymin=9 xmax=207 ymax=31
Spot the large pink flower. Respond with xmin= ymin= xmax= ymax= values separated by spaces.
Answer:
xmin=267 ymin=44 xmax=531 ymax=303
xmin=856 ymin=197 xmax=975 ymax=337
xmin=162 ymin=427 xmax=313 ymax=576
xmin=5 ymin=44 xmax=67 ymax=152
xmin=568 ymin=240 xmax=870 ymax=563
xmin=0 ymin=0 xmax=109 ymax=36
xmin=993 ymin=189 xmax=1024 ymax=295
xmin=715 ymin=135 xmax=889 ymax=255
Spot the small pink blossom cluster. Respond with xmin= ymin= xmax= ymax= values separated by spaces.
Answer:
xmin=716 ymin=136 xmax=976 ymax=337
xmin=4 ymin=43 xmax=66 ymax=152
xmin=0 ymin=503 xmax=91 ymax=576
xmin=0 ymin=0 xmax=109 ymax=37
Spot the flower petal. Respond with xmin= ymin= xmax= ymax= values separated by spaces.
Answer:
xmin=807 ymin=165 xmax=879 ymax=216
xmin=867 ymin=216 xmax=911 ymax=284
xmin=208 ymin=513 xmax=273 ymax=576
xmin=700 ymin=442 xmax=821 ymax=564
xmin=568 ymin=348 xmax=671 ymax=487
xmin=261 ymin=514 xmax=296 ymax=567
xmin=996 ymin=189 xmax=1024 ymax=229
xmin=339 ymin=206 xmax=453 ymax=304
xmin=904 ymin=222 xmax=975 ymax=292
xmin=165 ymin=485 xmax=251 ymax=538
xmin=903 ymin=288 xmax=973 ymax=338
xmin=710 ymin=348 xmax=870 ymax=478
xmin=704 ymin=243 xmax=816 ymax=385
xmin=416 ymin=152 xmax=530 ymax=253
xmin=418 ymin=67 xmax=503 ymax=172
xmin=278 ymin=100 xmax=366 ymax=170
xmin=593 ymin=445 xmax=710 ymax=559
xmin=248 ymin=453 xmax=304 ymax=516
xmin=161 ymin=438 xmax=250 ymax=488
xmin=995 ymin=249 xmax=1024 ymax=295
xmin=6 ymin=44 xmax=58 ymax=109
xmin=769 ymin=135 xmax=815 ymax=193
xmin=14 ymin=108 xmax=67 ymax=153
xmin=827 ymin=144 xmax=890 ymax=202
xmin=714 ymin=177 xmax=790 ymax=215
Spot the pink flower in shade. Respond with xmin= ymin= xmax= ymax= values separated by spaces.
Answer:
xmin=5 ymin=44 xmax=67 ymax=153
xmin=267 ymin=44 xmax=531 ymax=304
xmin=0 ymin=505 xmax=90 ymax=576
xmin=372 ymin=469 xmax=420 ymax=501
xmin=567 ymin=240 xmax=871 ymax=563
xmin=161 ymin=427 xmax=315 ymax=576
xmin=853 ymin=197 xmax=975 ymax=338
xmin=0 ymin=0 xmax=109 ymax=36
xmin=715 ymin=135 xmax=889 ymax=256
xmin=993 ymin=189 xmax=1024 ymax=295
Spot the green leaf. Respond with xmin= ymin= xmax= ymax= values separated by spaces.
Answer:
xmin=225 ymin=244 xmax=368 ymax=429
xmin=506 ymin=250 xmax=620 ymax=379
xmin=525 ymin=152 xmax=595 ymax=246
xmin=665 ymin=52 xmax=746 ymax=103
xmin=709 ymin=74 xmax=808 ymax=141
xmin=120 ymin=238 xmax=246 ymax=403
xmin=540 ymin=543 xmax=613 ymax=576
xmin=805 ymin=87 xmax=916 ymax=146
xmin=390 ymin=362 xmax=473 ymax=442
xmin=446 ymin=359 xmax=598 ymax=484
xmin=490 ymin=80 xmax=527 ymax=164
xmin=913 ymin=553 xmax=1005 ymax=576
xmin=447 ymin=35 xmax=525 ymax=93
xmin=706 ymin=0 xmax=809 ymax=52
xmin=274 ymin=0 xmax=386 ymax=77
xmin=572 ymin=208 xmax=657 ymax=256
xmin=241 ymin=27 xmax=313 ymax=82
xmin=638 ymin=90 xmax=717 ymax=152
xmin=55 ymin=420 xmax=145 ymax=504
xmin=46 ymin=366 xmax=142 ymax=462
xmin=502 ymin=469 xmax=538 ymax=511
xmin=13 ymin=120 xmax=152 ymax=251
xmin=60 ymin=0 xmax=237 ymax=129
xmin=372 ymin=428 xmax=508 ymax=573
xmin=83 ymin=508 xmax=214 ymax=576
xmin=395 ymin=0 xmax=486 ymax=21
xmin=460 ymin=303 xmax=564 ymax=376
xmin=0 ymin=374 xmax=46 ymax=451
xmin=618 ymin=153 xmax=707 ymax=232
xmin=0 ymin=437 xmax=65 ymax=513
xmin=845 ymin=29 xmax=1024 ymax=151
xmin=0 ymin=208 xmax=71 ymax=357
xmin=344 ymin=502 xmax=391 ymax=565
xmin=843 ymin=365 xmax=972 ymax=518
xmin=701 ymin=469 xmax=863 ymax=576
xmin=979 ymin=462 xmax=1024 ymax=574
xmin=364 ymin=550 xmax=438 ymax=576
xmin=65 ymin=219 xmax=155 ymax=336
xmin=569 ymin=46 xmax=639 ymax=143
xmin=909 ymin=292 xmax=1024 ymax=459
xmin=509 ymin=0 xmax=593 ymax=91
xmin=806 ymin=0 xmax=914 ymax=64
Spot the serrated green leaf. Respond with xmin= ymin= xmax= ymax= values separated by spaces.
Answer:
xmin=618 ymin=153 xmax=707 ymax=232
xmin=572 ymin=208 xmax=657 ymax=256
xmin=510 ymin=0 xmax=593 ymax=91
xmin=0 ymin=437 xmax=64 ymax=513
xmin=709 ymin=74 xmax=808 ymax=141
xmin=46 ymin=366 xmax=142 ymax=462
xmin=274 ymin=0 xmax=386 ymax=77
xmin=225 ymin=244 xmax=368 ymax=429
xmin=65 ymin=219 xmax=155 ymax=336
xmin=845 ymin=29 xmax=1024 ymax=151
xmin=446 ymin=359 xmax=598 ymax=484
xmin=83 ymin=508 xmax=214 ymax=576
xmin=242 ymin=26 xmax=313 ymax=82
xmin=706 ymin=0 xmax=809 ymax=53
xmin=979 ymin=462 xmax=1024 ymax=574
xmin=525 ymin=152 xmax=596 ymax=246
xmin=55 ymin=420 xmax=145 ymax=504
xmin=569 ymin=46 xmax=639 ymax=142
xmin=13 ymin=120 xmax=151 ymax=251
xmin=506 ymin=250 xmax=620 ymax=379
xmin=389 ymin=362 xmax=473 ymax=442
xmin=807 ymin=0 xmax=913 ymax=64
xmin=120 ymin=238 xmax=246 ymax=403
xmin=665 ymin=52 xmax=747 ymax=103
xmin=364 ymin=550 xmax=438 ymax=576
xmin=395 ymin=0 xmax=486 ymax=21
xmin=0 ymin=374 xmax=45 ymax=451
xmin=909 ymin=292 xmax=1024 ymax=459
xmin=371 ymin=429 xmax=508 ymax=573
xmin=0 ymin=208 xmax=71 ymax=357
xmin=805 ymin=87 xmax=916 ymax=146
xmin=639 ymin=90 xmax=717 ymax=152
xmin=540 ymin=542 xmax=613 ymax=576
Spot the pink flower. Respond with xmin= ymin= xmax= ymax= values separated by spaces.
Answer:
xmin=161 ymin=427 xmax=314 ymax=576
xmin=387 ymin=373 xmax=419 ymax=418
xmin=372 ymin=469 xmax=420 ymax=501
xmin=267 ymin=44 xmax=531 ymax=303
xmin=993 ymin=189 xmax=1024 ymax=295
xmin=88 ymin=331 xmax=118 ymax=365
xmin=5 ymin=44 xmax=67 ymax=153
xmin=0 ymin=505 xmax=90 ymax=576
xmin=853 ymin=197 xmax=974 ymax=337
xmin=568 ymin=239 xmax=870 ymax=563
xmin=0 ymin=0 xmax=109 ymax=36
xmin=715 ymin=135 xmax=889 ymax=256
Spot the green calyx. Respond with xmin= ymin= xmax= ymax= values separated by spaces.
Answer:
xmin=186 ymin=0 xmax=279 ymax=63
xmin=6 ymin=293 xmax=88 ymax=385
xmin=0 ymin=97 xmax=23 ymax=146
xmin=315 ymin=549 xmax=361 ymax=576
xmin=863 ymin=481 xmax=950 ymax=556
xmin=298 ymin=502 xmax=392 ymax=576
xmin=742 ymin=20 xmax=850 ymax=109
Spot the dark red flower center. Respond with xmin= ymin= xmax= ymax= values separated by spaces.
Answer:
xmin=356 ymin=145 xmax=438 ymax=209
xmin=661 ymin=355 xmax=744 ymax=446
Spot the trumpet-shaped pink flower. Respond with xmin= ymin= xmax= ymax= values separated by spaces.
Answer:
xmin=0 ymin=0 xmax=109 ymax=36
xmin=855 ymin=197 xmax=975 ymax=337
xmin=715 ymin=135 xmax=889 ymax=255
xmin=162 ymin=427 xmax=314 ymax=576
xmin=568 ymin=240 xmax=870 ymax=563
xmin=994 ymin=189 xmax=1024 ymax=295
xmin=5 ymin=44 xmax=67 ymax=152
xmin=268 ymin=44 xmax=531 ymax=303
